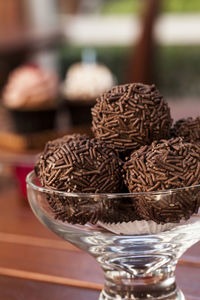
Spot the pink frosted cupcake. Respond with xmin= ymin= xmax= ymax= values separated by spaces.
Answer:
xmin=2 ymin=65 xmax=59 ymax=134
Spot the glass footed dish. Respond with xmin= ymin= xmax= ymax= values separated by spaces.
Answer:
xmin=26 ymin=171 xmax=200 ymax=300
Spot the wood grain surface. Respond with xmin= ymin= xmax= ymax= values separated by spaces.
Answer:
xmin=0 ymin=176 xmax=200 ymax=299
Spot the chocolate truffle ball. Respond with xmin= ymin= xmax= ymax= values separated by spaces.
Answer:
xmin=172 ymin=117 xmax=200 ymax=143
xmin=35 ymin=135 xmax=122 ymax=193
xmin=35 ymin=135 xmax=125 ymax=224
xmin=92 ymin=83 xmax=172 ymax=153
xmin=124 ymin=137 xmax=200 ymax=223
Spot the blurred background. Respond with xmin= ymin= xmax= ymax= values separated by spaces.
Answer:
xmin=1 ymin=0 xmax=200 ymax=94
xmin=0 ymin=2 xmax=200 ymax=298
xmin=0 ymin=0 xmax=200 ymax=195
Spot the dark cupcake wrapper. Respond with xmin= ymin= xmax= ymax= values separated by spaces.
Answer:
xmin=9 ymin=108 xmax=57 ymax=134
xmin=61 ymin=97 xmax=95 ymax=126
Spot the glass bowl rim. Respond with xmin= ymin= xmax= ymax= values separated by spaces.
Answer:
xmin=26 ymin=170 xmax=200 ymax=199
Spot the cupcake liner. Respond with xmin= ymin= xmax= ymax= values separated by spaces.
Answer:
xmin=61 ymin=97 xmax=94 ymax=126
xmin=98 ymin=220 xmax=177 ymax=235
xmin=9 ymin=108 xmax=57 ymax=134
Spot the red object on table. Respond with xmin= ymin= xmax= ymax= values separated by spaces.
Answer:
xmin=13 ymin=165 xmax=34 ymax=198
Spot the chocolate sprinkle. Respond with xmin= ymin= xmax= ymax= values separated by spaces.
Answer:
xmin=172 ymin=117 xmax=200 ymax=144
xmin=124 ymin=137 xmax=200 ymax=223
xmin=92 ymin=83 xmax=172 ymax=153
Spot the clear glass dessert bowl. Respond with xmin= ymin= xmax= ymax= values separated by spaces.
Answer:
xmin=26 ymin=170 xmax=200 ymax=300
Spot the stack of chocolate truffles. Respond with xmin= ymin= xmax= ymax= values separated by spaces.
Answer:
xmin=35 ymin=83 xmax=200 ymax=229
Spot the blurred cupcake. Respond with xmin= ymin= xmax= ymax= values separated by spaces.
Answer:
xmin=2 ymin=65 xmax=59 ymax=134
xmin=62 ymin=62 xmax=115 ymax=126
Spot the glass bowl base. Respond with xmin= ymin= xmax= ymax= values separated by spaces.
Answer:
xmin=99 ymin=286 xmax=185 ymax=300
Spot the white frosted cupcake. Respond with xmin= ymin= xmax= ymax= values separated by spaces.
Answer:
xmin=62 ymin=62 xmax=115 ymax=125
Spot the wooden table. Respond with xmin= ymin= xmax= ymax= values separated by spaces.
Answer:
xmin=0 ymin=173 xmax=200 ymax=300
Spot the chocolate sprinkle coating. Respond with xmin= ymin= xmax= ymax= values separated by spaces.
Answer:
xmin=35 ymin=135 xmax=127 ymax=224
xmin=45 ymin=193 xmax=141 ymax=225
xmin=172 ymin=117 xmax=200 ymax=144
xmin=124 ymin=137 xmax=200 ymax=223
xmin=92 ymin=83 xmax=172 ymax=153
xmin=40 ymin=134 xmax=89 ymax=158
xmin=35 ymin=135 xmax=123 ymax=193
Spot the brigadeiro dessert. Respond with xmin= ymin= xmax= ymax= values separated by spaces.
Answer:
xmin=35 ymin=134 xmax=128 ymax=224
xmin=34 ymin=82 xmax=200 ymax=234
xmin=172 ymin=117 xmax=200 ymax=143
xmin=124 ymin=137 xmax=200 ymax=224
xmin=92 ymin=83 xmax=172 ymax=154
xmin=2 ymin=65 xmax=59 ymax=134
xmin=62 ymin=62 xmax=115 ymax=125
